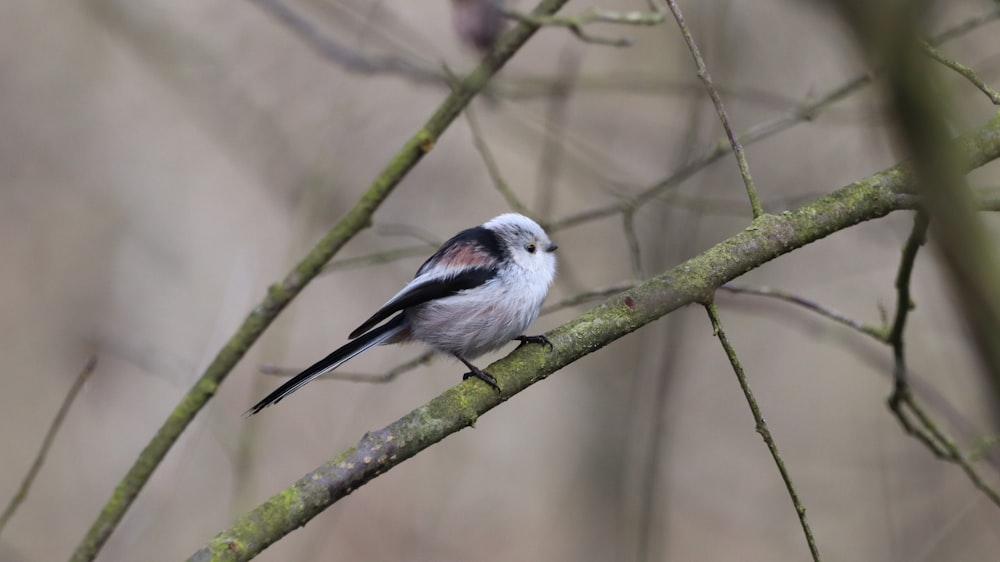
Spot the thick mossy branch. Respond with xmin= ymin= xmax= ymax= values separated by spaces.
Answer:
xmin=68 ymin=2 xmax=571 ymax=561
xmin=190 ymin=112 xmax=1000 ymax=562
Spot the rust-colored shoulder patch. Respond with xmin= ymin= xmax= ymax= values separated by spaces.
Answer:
xmin=443 ymin=240 xmax=496 ymax=268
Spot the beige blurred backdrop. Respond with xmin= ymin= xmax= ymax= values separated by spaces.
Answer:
xmin=2 ymin=0 xmax=1000 ymax=560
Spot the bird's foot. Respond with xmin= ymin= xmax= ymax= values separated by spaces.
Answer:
xmin=462 ymin=366 xmax=501 ymax=392
xmin=514 ymin=334 xmax=553 ymax=351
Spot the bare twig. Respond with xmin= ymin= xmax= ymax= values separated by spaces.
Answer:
xmin=704 ymin=304 xmax=820 ymax=561
xmin=720 ymin=284 xmax=886 ymax=342
xmin=0 ymin=356 xmax=98 ymax=535
xmin=899 ymin=393 xmax=1000 ymax=507
xmin=923 ymin=42 xmax=1000 ymax=105
xmin=887 ymin=212 xmax=929 ymax=394
xmin=663 ymin=0 xmax=762 ymax=218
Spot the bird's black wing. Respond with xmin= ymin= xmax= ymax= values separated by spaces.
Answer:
xmin=348 ymin=267 xmax=496 ymax=339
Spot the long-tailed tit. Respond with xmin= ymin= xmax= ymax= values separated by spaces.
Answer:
xmin=248 ymin=213 xmax=557 ymax=415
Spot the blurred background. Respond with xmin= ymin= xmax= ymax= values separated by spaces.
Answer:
xmin=2 ymin=0 xmax=1000 ymax=560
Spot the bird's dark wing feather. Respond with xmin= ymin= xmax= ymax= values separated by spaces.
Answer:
xmin=348 ymin=267 xmax=496 ymax=339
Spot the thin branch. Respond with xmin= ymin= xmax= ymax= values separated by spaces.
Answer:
xmin=719 ymin=284 xmax=886 ymax=343
xmin=539 ymin=283 xmax=635 ymax=315
xmin=663 ymin=0 xmax=762 ymax=218
xmin=260 ymin=351 xmax=435 ymax=384
xmin=67 ymin=2 xmax=573 ymax=560
xmin=0 ymin=356 xmax=98 ymax=535
xmin=887 ymin=212 xmax=929 ymax=392
xmin=704 ymin=304 xmax=820 ymax=561
xmin=502 ymin=1 xmax=666 ymax=47
xmin=897 ymin=392 xmax=1000 ymax=507
xmin=465 ymin=105 xmax=534 ymax=217
xmin=923 ymin=42 xmax=1000 ymax=105
xmin=884 ymin=213 xmax=934 ymax=450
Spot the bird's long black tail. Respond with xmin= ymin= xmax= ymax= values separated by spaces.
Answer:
xmin=246 ymin=314 xmax=407 ymax=415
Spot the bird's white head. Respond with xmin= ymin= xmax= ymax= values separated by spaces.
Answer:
xmin=483 ymin=213 xmax=557 ymax=284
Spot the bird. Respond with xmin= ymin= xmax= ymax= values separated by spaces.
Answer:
xmin=247 ymin=213 xmax=557 ymax=415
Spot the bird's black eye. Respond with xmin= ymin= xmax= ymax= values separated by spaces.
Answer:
xmin=525 ymin=242 xmax=537 ymax=254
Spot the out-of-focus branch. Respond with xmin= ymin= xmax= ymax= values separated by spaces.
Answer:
xmin=248 ymin=0 xmax=446 ymax=85
xmin=190 ymin=112 xmax=1000 ymax=561
xmin=834 ymin=1 xmax=1000 ymax=417
xmin=0 ymin=356 xmax=97 ymax=536
xmin=68 ymin=2 xmax=572 ymax=560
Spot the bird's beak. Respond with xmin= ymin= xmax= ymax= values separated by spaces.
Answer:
xmin=546 ymin=244 xmax=558 ymax=252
